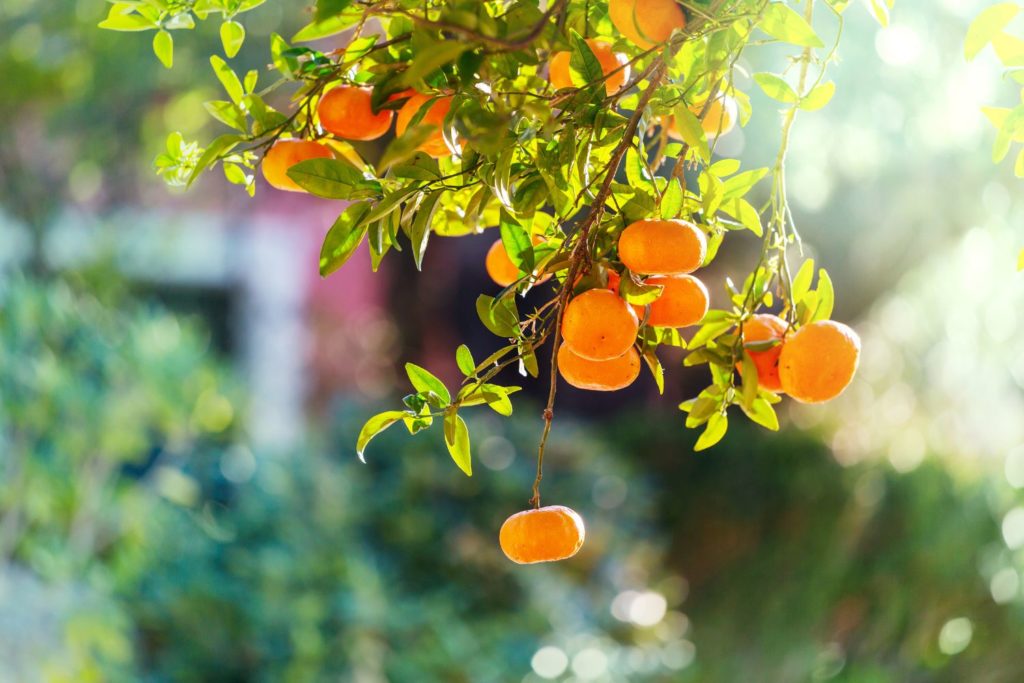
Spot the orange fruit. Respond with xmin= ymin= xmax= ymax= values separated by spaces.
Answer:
xmin=561 ymin=288 xmax=639 ymax=361
xmin=618 ymin=219 xmax=706 ymax=275
xmin=778 ymin=320 xmax=860 ymax=404
xmin=395 ymin=92 xmax=454 ymax=158
xmin=499 ymin=505 xmax=586 ymax=564
xmin=663 ymin=95 xmax=739 ymax=140
xmin=609 ymin=0 xmax=686 ymax=50
xmin=736 ymin=314 xmax=788 ymax=393
xmin=261 ymin=139 xmax=334 ymax=193
xmin=558 ymin=344 xmax=640 ymax=391
xmin=549 ymin=39 xmax=630 ymax=95
xmin=691 ymin=95 xmax=737 ymax=136
xmin=485 ymin=236 xmax=549 ymax=287
xmin=645 ymin=274 xmax=708 ymax=328
xmin=317 ymin=85 xmax=394 ymax=141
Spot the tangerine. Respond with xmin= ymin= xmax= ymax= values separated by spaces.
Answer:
xmin=558 ymin=344 xmax=640 ymax=391
xmin=395 ymin=92 xmax=454 ymax=158
xmin=645 ymin=274 xmax=708 ymax=328
xmin=317 ymin=85 xmax=394 ymax=141
xmin=618 ymin=219 xmax=706 ymax=275
xmin=561 ymin=288 xmax=639 ymax=361
xmin=261 ymin=139 xmax=334 ymax=193
xmin=609 ymin=0 xmax=687 ymax=50
xmin=736 ymin=314 xmax=788 ymax=393
xmin=499 ymin=505 xmax=586 ymax=564
xmin=778 ymin=320 xmax=860 ymax=403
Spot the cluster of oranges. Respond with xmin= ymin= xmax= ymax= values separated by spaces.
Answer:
xmin=739 ymin=315 xmax=860 ymax=404
xmin=260 ymin=86 xmax=454 ymax=192
xmin=562 ymin=219 xmax=710 ymax=391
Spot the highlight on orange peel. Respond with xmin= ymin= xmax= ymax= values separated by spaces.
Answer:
xmin=558 ymin=344 xmax=640 ymax=391
xmin=395 ymin=92 xmax=454 ymax=158
xmin=561 ymin=288 xmax=639 ymax=361
xmin=778 ymin=320 xmax=861 ymax=404
xmin=261 ymin=139 xmax=334 ymax=193
xmin=618 ymin=219 xmax=707 ymax=275
xmin=499 ymin=505 xmax=586 ymax=564
xmin=548 ymin=39 xmax=630 ymax=95
xmin=317 ymin=85 xmax=394 ymax=141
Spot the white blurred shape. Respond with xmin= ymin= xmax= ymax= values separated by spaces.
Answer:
xmin=531 ymin=646 xmax=568 ymax=679
xmin=1001 ymin=507 xmax=1024 ymax=549
xmin=938 ymin=617 xmax=973 ymax=655
xmin=875 ymin=24 xmax=924 ymax=67
xmin=571 ymin=648 xmax=608 ymax=680
xmin=990 ymin=568 xmax=1020 ymax=604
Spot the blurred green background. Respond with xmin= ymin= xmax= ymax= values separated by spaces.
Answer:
xmin=2 ymin=0 xmax=1024 ymax=681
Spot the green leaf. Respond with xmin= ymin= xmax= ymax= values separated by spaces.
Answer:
xmin=443 ymin=412 xmax=472 ymax=476
xmin=569 ymin=31 xmax=606 ymax=87
xmin=1017 ymin=148 xmax=1024 ymax=178
xmin=642 ymin=349 xmax=665 ymax=395
xmin=409 ymin=192 xmax=442 ymax=270
xmin=356 ymin=410 xmax=408 ymax=461
xmin=399 ymin=41 xmax=468 ymax=86
xmin=694 ymin=412 xmax=728 ymax=451
xmin=220 ymin=20 xmax=246 ymax=58
xmin=476 ymin=294 xmax=519 ymax=337
xmin=150 ymin=30 xmax=173 ymax=69
xmin=203 ymin=100 xmax=247 ymax=131
xmin=406 ymin=363 xmax=451 ymax=405
xmin=864 ymin=0 xmax=891 ymax=27
xmin=320 ymin=202 xmax=372 ymax=276
xmin=293 ymin=11 xmax=361 ymax=41
xmin=993 ymin=107 xmax=1024 ymax=162
xmin=965 ymin=3 xmax=1018 ymax=60
xmin=98 ymin=5 xmax=157 ymax=31
xmin=800 ymin=82 xmax=835 ymax=111
xmin=620 ymin=273 xmax=664 ymax=305
xmin=287 ymin=158 xmax=382 ymax=200
xmin=753 ymin=73 xmax=799 ymax=103
xmin=791 ymin=258 xmax=816 ymax=301
xmin=210 ymin=55 xmax=244 ymax=104
xmin=742 ymin=398 xmax=780 ymax=431
xmin=660 ymin=178 xmax=684 ymax=219
xmin=760 ymin=3 xmax=825 ymax=48
xmin=1018 ymin=247 xmax=1024 ymax=271
xmin=813 ymin=268 xmax=835 ymax=321
xmin=671 ymin=104 xmax=710 ymax=162
xmin=316 ymin=0 xmax=353 ymax=21
xmin=456 ymin=345 xmax=475 ymax=376
xmin=499 ymin=212 xmax=533 ymax=272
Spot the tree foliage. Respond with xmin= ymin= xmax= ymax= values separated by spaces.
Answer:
xmin=101 ymin=0 xmax=886 ymax=492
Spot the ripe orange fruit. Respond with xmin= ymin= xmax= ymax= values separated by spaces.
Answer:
xmin=499 ymin=505 xmax=586 ymax=564
xmin=618 ymin=219 xmax=706 ymax=275
xmin=663 ymin=95 xmax=739 ymax=141
xmin=561 ymin=288 xmax=639 ymax=361
xmin=645 ymin=274 xmax=708 ymax=328
xmin=261 ymin=139 xmax=334 ymax=193
xmin=549 ymin=39 xmax=630 ymax=95
xmin=778 ymin=320 xmax=860 ymax=403
xmin=691 ymin=95 xmax=737 ymax=136
xmin=558 ymin=344 xmax=640 ymax=391
xmin=485 ymin=236 xmax=549 ymax=287
xmin=395 ymin=92 xmax=454 ymax=158
xmin=317 ymin=85 xmax=394 ymax=141
xmin=609 ymin=0 xmax=687 ymax=50
xmin=736 ymin=314 xmax=788 ymax=393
